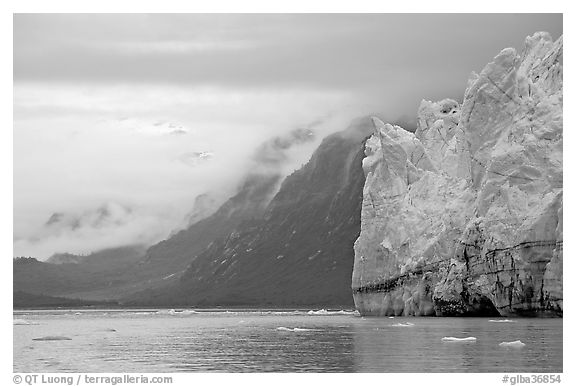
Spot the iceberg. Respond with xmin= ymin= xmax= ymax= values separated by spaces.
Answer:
xmin=156 ymin=309 xmax=196 ymax=315
xmin=276 ymin=327 xmax=317 ymax=332
xmin=499 ymin=340 xmax=526 ymax=348
xmin=391 ymin=322 xmax=415 ymax=327
xmin=33 ymin=336 xmax=72 ymax=341
xmin=441 ymin=337 xmax=477 ymax=342
xmin=307 ymin=309 xmax=358 ymax=316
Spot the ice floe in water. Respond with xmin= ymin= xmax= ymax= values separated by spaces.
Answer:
xmin=441 ymin=337 xmax=477 ymax=342
xmin=13 ymin=319 xmax=33 ymax=325
xmin=499 ymin=340 xmax=526 ymax=348
xmin=258 ymin=311 xmax=306 ymax=316
xmin=156 ymin=309 xmax=196 ymax=315
xmin=33 ymin=336 xmax=72 ymax=341
xmin=488 ymin=319 xmax=516 ymax=323
xmin=276 ymin=327 xmax=317 ymax=332
xmin=391 ymin=322 xmax=415 ymax=327
xmin=307 ymin=309 xmax=359 ymax=316
xmin=176 ymin=310 xmax=197 ymax=315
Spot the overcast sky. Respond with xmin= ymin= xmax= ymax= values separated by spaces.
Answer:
xmin=13 ymin=14 xmax=562 ymax=259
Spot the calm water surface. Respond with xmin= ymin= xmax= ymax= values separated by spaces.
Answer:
xmin=13 ymin=309 xmax=562 ymax=372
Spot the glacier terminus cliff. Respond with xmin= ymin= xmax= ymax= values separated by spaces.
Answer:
xmin=352 ymin=32 xmax=563 ymax=317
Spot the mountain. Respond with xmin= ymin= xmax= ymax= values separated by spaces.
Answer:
xmin=109 ymin=127 xmax=319 ymax=295
xmin=46 ymin=252 xmax=85 ymax=265
xmin=13 ymin=290 xmax=117 ymax=309
xmin=12 ymin=174 xmax=282 ymax=303
xmin=182 ymin=193 xmax=225 ymax=228
xmin=125 ymin=118 xmax=372 ymax=307
xmin=43 ymin=202 xmax=133 ymax=233
xmin=46 ymin=245 xmax=144 ymax=265
xmin=13 ymin=128 xmax=320 ymax=304
xmin=352 ymin=32 xmax=563 ymax=317
xmin=13 ymin=245 xmax=146 ymax=299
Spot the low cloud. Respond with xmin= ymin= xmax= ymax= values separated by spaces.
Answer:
xmin=13 ymin=83 xmax=363 ymax=259
xmin=13 ymin=14 xmax=562 ymax=259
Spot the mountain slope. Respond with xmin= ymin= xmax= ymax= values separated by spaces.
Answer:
xmin=13 ymin=291 xmax=117 ymax=309
xmin=13 ymin=245 xmax=145 ymax=298
xmin=127 ymin=118 xmax=373 ymax=307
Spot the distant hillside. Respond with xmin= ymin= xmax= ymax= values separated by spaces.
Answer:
xmin=47 ymin=245 xmax=144 ymax=265
xmin=126 ymin=118 xmax=372 ymax=307
xmin=14 ymin=120 xmax=371 ymax=308
xmin=13 ymin=290 xmax=117 ymax=308
xmin=13 ymin=245 xmax=145 ymax=298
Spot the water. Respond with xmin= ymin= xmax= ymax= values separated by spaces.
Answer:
xmin=13 ymin=309 xmax=562 ymax=372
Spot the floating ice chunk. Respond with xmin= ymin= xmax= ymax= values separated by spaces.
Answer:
xmin=276 ymin=327 xmax=317 ymax=332
xmin=441 ymin=337 xmax=477 ymax=342
xmin=388 ymin=316 xmax=395 ymax=319
xmin=307 ymin=309 xmax=358 ymax=316
xmin=391 ymin=322 xmax=415 ymax=327
xmin=335 ymin=310 xmax=358 ymax=315
xmin=33 ymin=336 xmax=72 ymax=341
xmin=157 ymin=309 xmax=196 ymax=315
xmin=499 ymin=340 xmax=526 ymax=348
xmin=488 ymin=319 xmax=516 ymax=323
xmin=269 ymin=311 xmax=306 ymax=315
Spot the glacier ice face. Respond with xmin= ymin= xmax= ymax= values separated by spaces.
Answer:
xmin=352 ymin=32 xmax=562 ymax=317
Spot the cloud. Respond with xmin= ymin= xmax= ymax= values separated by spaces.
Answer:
xmin=14 ymin=203 xmax=174 ymax=258
xmin=14 ymin=14 xmax=562 ymax=90
xmin=176 ymin=151 xmax=215 ymax=168
xmin=12 ymin=14 xmax=563 ymax=259
xmin=106 ymin=40 xmax=258 ymax=54
xmin=13 ymin=83 xmax=362 ymax=258
xmin=251 ymin=127 xmax=315 ymax=169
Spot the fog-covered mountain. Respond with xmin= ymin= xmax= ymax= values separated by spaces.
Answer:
xmin=125 ymin=118 xmax=372 ymax=307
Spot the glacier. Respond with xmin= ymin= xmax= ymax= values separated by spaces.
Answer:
xmin=352 ymin=32 xmax=562 ymax=317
